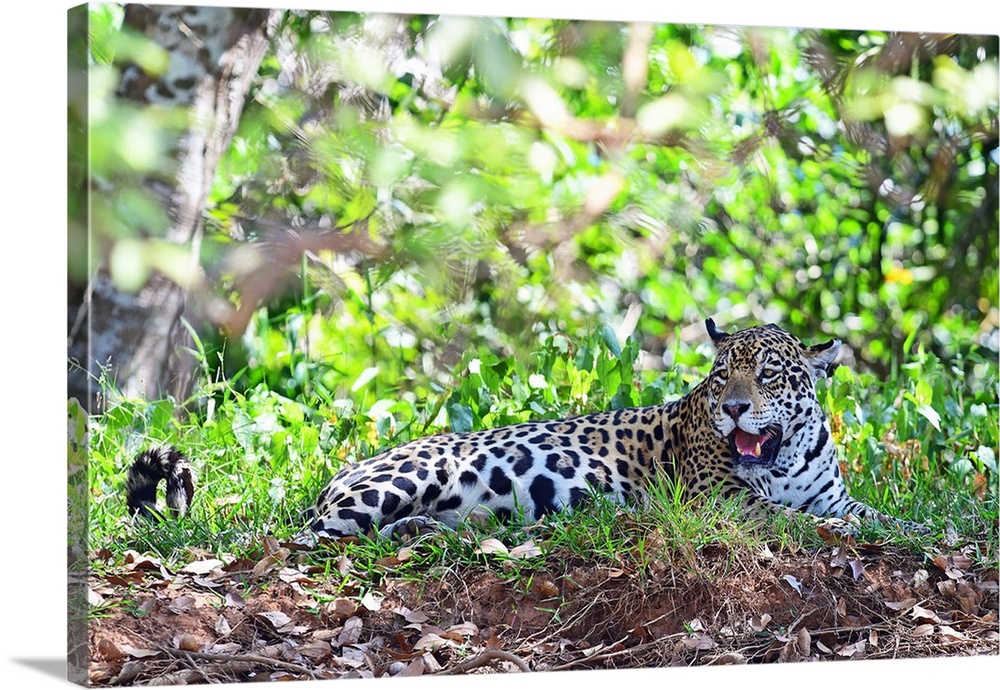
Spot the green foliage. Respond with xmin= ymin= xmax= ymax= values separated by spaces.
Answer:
xmin=822 ymin=346 xmax=999 ymax=538
xmin=86 ymin=10 xmax=998 ymax=399
xmin=87 ymin=325 xmax=997 ymax=570
xmin=82 ymin=8 xmax=997 ymax=570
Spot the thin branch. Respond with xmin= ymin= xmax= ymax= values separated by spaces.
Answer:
xmin=210 ymin=215 xmax=387 ymax=337
xmin=438 ymin=648 xmax=531 ymax=674
xmin=158 ymin=646 xmax=324 ymax=680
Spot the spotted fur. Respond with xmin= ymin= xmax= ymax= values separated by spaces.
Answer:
xmin=126 ymin=446 xmax=195 ymax=519
xmin=303 ymin=319 xmax=897 ymax=538
xmin=127 ymin=320 xmax=905 ymax=538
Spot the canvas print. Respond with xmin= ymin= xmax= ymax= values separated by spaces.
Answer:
xmin=68 ymin=3 xmax=999 ymax=685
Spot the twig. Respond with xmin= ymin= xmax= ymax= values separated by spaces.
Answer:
xmin=158 ymin=646 xmax=323 ymax=680
xmin=546 ymin=636 xmax=669 ymax=672
xmin=178 ymin=651 xmax=215 ymax=684
xmin=438 ymin=649 xmax=531 ymax=674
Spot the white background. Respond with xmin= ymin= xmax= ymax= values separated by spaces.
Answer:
xmin=2 ymin=0 xmax=997 ymax=688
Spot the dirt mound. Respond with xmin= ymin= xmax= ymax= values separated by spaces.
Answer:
xmin=84 ymin=540 xmax=998 ymax=684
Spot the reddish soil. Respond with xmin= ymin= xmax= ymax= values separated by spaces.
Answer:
xmin=83 ymin=539 xmax=998 ymax=684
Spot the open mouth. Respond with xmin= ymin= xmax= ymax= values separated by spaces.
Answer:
xmin=728 ymin=426 xmax=783 ymax=466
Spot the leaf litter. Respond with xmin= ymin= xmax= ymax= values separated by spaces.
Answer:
xmin=86 ymin=532 xmax=999 ymax=685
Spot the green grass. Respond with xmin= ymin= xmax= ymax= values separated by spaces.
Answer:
xmin=78 ymin=327 xmax=999 ymax=578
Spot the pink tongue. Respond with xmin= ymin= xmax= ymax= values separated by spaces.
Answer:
xmin=734 ymin=429 xmax=764 ymax=457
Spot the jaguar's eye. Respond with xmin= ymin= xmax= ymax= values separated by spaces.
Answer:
xmin=759 ymin=368 xmax=779 ymax=381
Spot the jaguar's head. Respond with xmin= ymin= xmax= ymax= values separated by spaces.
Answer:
xmin=703 ymin=318 xmax=840 ymax=469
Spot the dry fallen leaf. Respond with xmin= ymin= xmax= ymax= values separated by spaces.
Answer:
xmin=413 ymin=633 xmax=457 ymax=651
xmin=112 ymin=661 xmax=143 ymax=685
xmin=261 ymin=535 xmax=282 ymax=556
xmin=937 ymin=625 xmax=967 ymax=641
xmin=255 ymin=610 xmax=295 ymax=634
xmin=680 ymin=634 xmax=717 ymax=650
xmin=885 ymin=598 xmax=917 ymax=613
xmin=337 ymin=646 xmax=368 ymax=668
xmin=446 ymin=621 xmax=479 ymax=638
xmin=121 ymin=645 xmax=161 ymax=659
xmin=783 ymin=574 xmax=803 ymax=596
xmin=816 ymin=520 xmax=856 ymax=545
xmin=794 ymin=628 xmax=811 ymax=656
xmin=298 ymin=640 xmax=332 ymax=661
xmin=931 ymin=553 xmax=973 ymax=579
xmin=420 ymin=651 xmax=443 ymax=673
xmin=337 ymin=616 xmax=363 ymax=645
xmin=910 ymin=605 xmax=942 ymax=624
xmin=124 ymin=552 xmax=165 ymax=573
xmin=361 ymin=591 xmax=384 ymax=612
xmin=509 ymin=540 xmax=542 ymax=559
xmin=475 ymin=538 xmax=509 ymax=555
xmin=215 ymin=613 xmax=232 ymax=636
xmin=210 ymin=642 xmax=243 ymax=655
xmin=278 ymin=567 xmax=314 ymax=586
xmin=105 ymin=572 xmax=147 ymax=587
xmin=167 ymin=595 xmax=196 ymax=614
xmin=328 ymin=597 xmax=359 ymax=620
xmin=97 ymin=638 xmax=125 ymax=662
xmin=836 ymin=640 xmax=865 ymax=657
xmin=250 ymin=552 xmax=288 ymax=579
xmin=395 ymin=658 xmax=425 ymax=677
xmin=181 ymin=558 xmax=224 ymax=575
xmin=393 ymin=605 xmax=429 ymax=624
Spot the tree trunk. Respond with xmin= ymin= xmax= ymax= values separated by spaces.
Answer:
xmin=68 ymin=5 xmax=277 ymax=411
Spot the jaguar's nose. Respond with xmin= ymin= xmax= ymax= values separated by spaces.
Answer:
xmin=723 ymin=402 xmax=750 ymax=422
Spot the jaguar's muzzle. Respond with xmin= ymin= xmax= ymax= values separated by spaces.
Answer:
xmin=728 ymin=426 xmax=783 ymax=467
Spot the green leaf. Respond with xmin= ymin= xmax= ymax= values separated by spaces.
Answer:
xmin=575 ymin=344 xmax=594 ymax=371
xmin=447 ymin=402 xmax=474 ymax=433
xmin=599 ymin=325 xmax=622 ymax=359
xmin=914 ymin=380 xmax=934 ymax=406
xmin=610 ymin=384 xmax=634 ymax=410
xmin=915 ymin=404 xmax=942 ymax=432
xmin=975 ymin=445 xmax=997 ymax=474
xmin=351 ymin=367 xmax=380 ymax=392
xmin=300 ymin=425 xmax=319 ymax=455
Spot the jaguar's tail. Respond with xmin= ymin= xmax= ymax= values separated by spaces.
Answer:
xmin=126 ymin=446 xmax=196 ymax=518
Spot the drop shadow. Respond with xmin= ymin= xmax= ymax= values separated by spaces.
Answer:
xmin=10 ymin=658 xmax=68 ymax=682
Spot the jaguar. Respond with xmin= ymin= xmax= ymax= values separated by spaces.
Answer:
xmin=127 ymin=319 xmax=909 ymax=538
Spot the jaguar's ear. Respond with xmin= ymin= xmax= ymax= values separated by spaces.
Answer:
xmin=804 ymin=339 xmax=841 ymax=379
xmin=706 ymin=318 xmax=729 ymax=344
